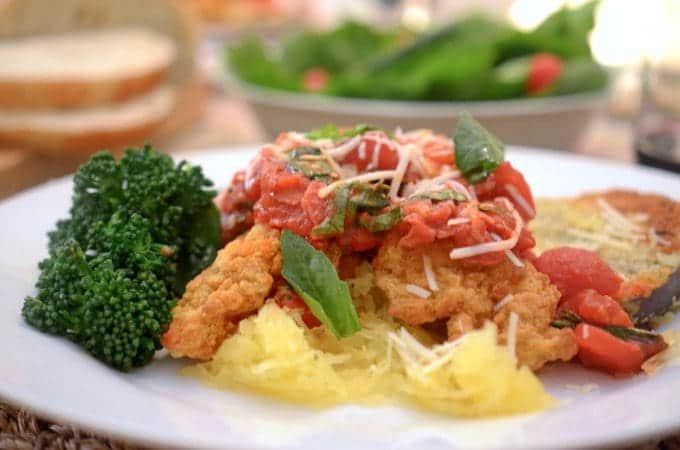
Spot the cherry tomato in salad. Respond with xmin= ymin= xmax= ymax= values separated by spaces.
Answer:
xmin=560 ymin=289 xmax=633 ymax=328
xmin=527 ymin=53 xmax=564 ymax=95
xmin=533 ymin=247 xmax=623 ymax=298
xmin=342 ymin=131 xmax=400 ymax=172
xmin=488 ymin=162 xmax=536 ymax=220
xmin=302 ymin=67 xmax=330 ymax=92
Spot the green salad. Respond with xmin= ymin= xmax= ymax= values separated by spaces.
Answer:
xmin=227 ymin=1 xmax=607 ymax=101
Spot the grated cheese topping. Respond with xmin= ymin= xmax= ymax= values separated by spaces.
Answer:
xmin=447 ymin=217 xmax=471 ymax=226
xmin=505 ymin=184 xmax=536 ymax=218
xmin=493 ymin=294 xmax=514 ymax=313
xmin=389 ymin=143 xmax=413 ymax=199
xmin=491 ymin=233 xmax=525 ymax=267
xmin=449 ymin=206 xmax=523 ymax=260
xmin=327 ymin=135 xmax=362 ymax=158
xmin=422 ymin=254 xmax=439 ymax=292
xmin=507 ymin=312 xmax=519 ymax=360
xmin=406 ymin=283 xmax=432 ymax=299
xmin=317 ymin=170 xmax=397 ymax=198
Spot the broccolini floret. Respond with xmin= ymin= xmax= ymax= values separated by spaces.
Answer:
xmin=22 ymin=146 xmax=221 ymax=371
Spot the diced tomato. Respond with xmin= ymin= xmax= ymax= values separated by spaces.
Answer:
xmin=533 ymin=247 xmax=623 ymax=298
xmin=337 ymin=226 xmax=382 ymax=251
xmin=397 ymin=198 xmax=534 ymax=265
xmin=527 ymin=53 xmax=563 ymax=95
xmin=560 ymin=289 xmax=633 ymax=327
xmin=575 ymin=324 xmax=646 ymax=375
xmin=487 ymin=162 xmax=536 ymax=220
xmin=253 ymin=155 xmax=330 ymax=237
xmin=342 ymin=131 xmax=399 ymax=171
xmin=275 ymin=291 xmax=322 ymax=328
xmin=422 ymin=137 xmax=455 ymax=165
xmin=302 ymin=67 xmax=330 ymax=92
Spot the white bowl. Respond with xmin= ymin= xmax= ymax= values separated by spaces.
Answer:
xmin=225 ymin=78 xmax=607 ymax=151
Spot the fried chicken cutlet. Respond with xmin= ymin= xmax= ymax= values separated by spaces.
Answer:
xmin=374 ymin=232 xmax=577 ymax=370
xmin=162 ymin=224 xmax=281 ymax=360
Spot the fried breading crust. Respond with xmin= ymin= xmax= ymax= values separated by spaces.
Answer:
xmin=162 ymin=224 xmax=281 ymax=360
xmin=576 ymin=189 xmax=680 ymax=252
xmin=374 ymin=232 xmax=577 ymax=370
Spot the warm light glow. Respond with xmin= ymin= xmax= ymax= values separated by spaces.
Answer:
xmin=401 ymin=4 xmax=431 ymax=32
xmin=509 ymin=0 xmax=674 ymax=67
xmin=508 ymin=0 xmax=563 ymax=31
xmin=589 ymin=0 xmax=666 ymax=66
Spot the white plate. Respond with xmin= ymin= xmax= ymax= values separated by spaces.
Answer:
xmin=1 ymin=146 xmax=679 ymax=450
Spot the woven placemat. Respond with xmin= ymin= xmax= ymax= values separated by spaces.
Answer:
xmin=1 ymin=400 xmax=679 ymax=450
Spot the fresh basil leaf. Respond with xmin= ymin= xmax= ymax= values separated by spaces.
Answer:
xmin=281 ymin=230 xmax=361 ymax=338
xmin=413 ymin=190 xmax=468 ymax=202
xmin=349 ymin=183 xmax=390 ymax=212
xmin=358 ymin=207 xmax=402 ymax=232
xmin=306 ymin=123 xmax=378 ymax=141
xmin=454 ymin=112 xmax=505 ymax=184
xmin=312 ymin=185 xmax=350 ymax=237
xmin=604 ymin=326 xmax=663 ymax=343
xmin=551 ymin=310 xmax=664 ymax=344
xmin=550 ymin=311 xmax=582 ymax=329
xmin=287 ymin=147 xmax=332 ymax=182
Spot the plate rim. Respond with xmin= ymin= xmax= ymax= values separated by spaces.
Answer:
xmin=1 ymin=145 xmax=679 ymax=450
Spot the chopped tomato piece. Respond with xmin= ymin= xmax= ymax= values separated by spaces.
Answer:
xmin=337 ymin=226 xmax=382 ymax=252
xmin=487 ymin=162 xmax=536 ymax=220
xmin=274 ymin=287 xmax=322 ymax=328
xmin=527 ymin=53 xmax=563 ymax=95
xmin=575 ymin=324 xmax=645 ymax=375
xmin=560 ymin=289 xmax=633 ymax=327
xmin=302 ymin=67 xmax=330 ymax=92
xmin=534 ymin=247 xmax=623 ymax=298
xmin=342 ymin=131 xmax=399 ymax=171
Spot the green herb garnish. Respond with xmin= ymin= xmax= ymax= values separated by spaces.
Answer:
xmin=306 ymin=124 xmax=378 ymax=141
xmin=358 ymin=207 xmax=402 ymax=232
xmin=281 ymin=230 xmax=361 ymax=338
xmin=312 ymin=185 xmax=351 ymax=237
xmin=348 ymin=183 xmax=390 ymax=214
xmin=413 ymin=190 xmax=468 ymax=202
xmin=287 ymin=147 xmax=333 ymax=182
xmin=551 ymin=311 xmax=663 ymax=343
xmin=453 ymin=112 xmax=504 ymax=183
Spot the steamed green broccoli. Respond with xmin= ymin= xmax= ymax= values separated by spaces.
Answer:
xmin=22 ymin=146 xmax=221 ymax=371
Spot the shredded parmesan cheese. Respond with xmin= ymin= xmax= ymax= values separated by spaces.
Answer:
xmin=422 ymin=254 xmax=439 ymax=292
xmin=406 ymin=283 xmax=432 ymax=299
xmin=505 ymin=184 xmax=535 ymax=218
xmin=491 ymin=233 xmax=525 ymax=267
xmin=319 ymin=148 xmax=345 ymax=180
xmin=507 ymin=312 xmax=519 ymax=360
xmin=327 ymin=135 xmax=362 ymax=159
xmin=389 ymin=144 xmax=413 ymax=199
xmin=317 ymin=170 xmax=397 ymax=198
xmin=493 ymin=294 xmax=514 ymax=313
xmin=447 ymin=217 xmax=471 ymax=226
xmin=449 ymin=207 xmax=523 ymax=260
xmin=597 ymin=197 xmax=643 ymax=232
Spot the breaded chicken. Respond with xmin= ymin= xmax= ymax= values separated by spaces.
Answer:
xmin=532 ymin=190 xmax=680 ymax=302
xmin=162 ymin=224 xmax=282 ymax=360
xmin=374 ymin=233 xmax=577 ymax=370
xmin=576 ymin=189 xmax=680 ymax=252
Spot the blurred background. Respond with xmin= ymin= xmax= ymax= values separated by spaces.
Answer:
xmin=0 ymin=0 xmax=679 ymax=199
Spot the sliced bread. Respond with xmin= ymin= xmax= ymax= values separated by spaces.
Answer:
xmin=0 ymin=28 xmax=176 ymax=109
xmin=0 ymin=84 xmax=176 ymax=154
xmin=0 ymin=0 xmax=196 ymax=84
